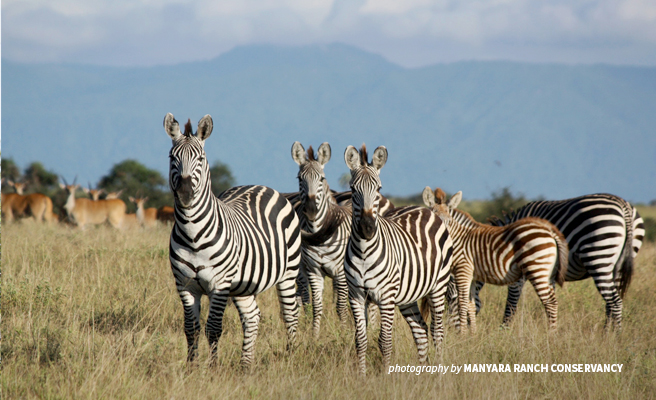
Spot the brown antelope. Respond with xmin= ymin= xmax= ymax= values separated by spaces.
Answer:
xmin=59 ymin=182 xmax=127 ymax=229
xmin=129 ymin=197 xmax=158 ymax=228
xmin=1 ymin=180 xmax=55 ymax=223
xmin=105 ymin=190 xmax=124 ymax=200
xmin=121 ymin=213 xmax=140 ymax=229
xmin=83 ymin=183 xmax=104 ymax=201
xmin=156 ymin=205 xmax=175 ymax=223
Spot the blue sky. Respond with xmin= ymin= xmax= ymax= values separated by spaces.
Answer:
xmin=3 ymin=0 xmax=656 ymax=67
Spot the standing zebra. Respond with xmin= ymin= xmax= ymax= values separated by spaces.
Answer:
xmin=344 ymin=145 xmax=452 ymax=375
xmin=424 ymin=187 xmax=568 ymax=332
xmin=290 ymin=142 xmax=352 ymax=337
xmin=483 ymin=193 xmax=645 ymax=330
xmin=164 ymin=113 xmax=302 ymax=368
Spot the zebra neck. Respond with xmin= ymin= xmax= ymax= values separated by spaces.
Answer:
xmin=303 ymin=196 xmax=330 ymax=233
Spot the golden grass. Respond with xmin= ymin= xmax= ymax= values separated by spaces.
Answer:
xmin=2 ymin=222 xmax=656 ymax=399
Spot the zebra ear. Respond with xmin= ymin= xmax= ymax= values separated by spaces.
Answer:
xmin=197 ymin=115 xmax=213 ymax=141
xmin=448 ymin=191 xmax=463 ymax=210
xmin=317 ymin=142 xmax=331 ymax=166
xmin=422 ymin=186 xmax=435 ymax=208
xmin=291 ymin=142 xmax=306 ymax=166
xmin=164 ymin=113 xmax=181 ymax=140
xmin=372 ymin=146 xmax=388 ymax=170
xmin=344 ymin=145 xmax=360 ymax=171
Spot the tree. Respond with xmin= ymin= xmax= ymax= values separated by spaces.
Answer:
xmin=482 ymin=187 xmax=528 ymax=222
xmin=1 ymin=157 xmax=21 ymax=190
xmin=209 ymin=160 xmax=235 ymax=196
xmin=24 ymin=162 xmax=60 ymax=194
xmin=98 ymin=159 xmax=172 ymax=212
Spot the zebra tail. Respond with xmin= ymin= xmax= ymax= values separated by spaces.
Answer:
xmin=420 ymin=297 xmax=431 ymax=322
xmin=551 ymin=225 xmax=569 ymax=287
xmin=617 ymin=201 xmax=635 ymax=298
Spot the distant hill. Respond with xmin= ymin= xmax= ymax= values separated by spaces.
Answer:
xmin=3 ymin=43 xmax=655 ymax=202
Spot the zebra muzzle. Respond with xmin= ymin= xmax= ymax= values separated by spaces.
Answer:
xmin=359 ymin=212 xmax=377 ymax=240
xmin=175 ymin=176 xmax=194 ymax=207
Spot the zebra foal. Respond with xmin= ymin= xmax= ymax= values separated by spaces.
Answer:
xmin=344 ymin=145 xmax=452 ymax=375
xmin=164 ymin=113 xmax=302 ymax=368
xmin=423 ymin=187 xmax=568 ymax=332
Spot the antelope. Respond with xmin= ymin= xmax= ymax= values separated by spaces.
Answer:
xmin=105 ymin=190 xmax=124 ymax=200
xmin=59 ymin=180 xmax=127 ymax=229
xmin=1 ymin=180 xmax=55 ymax=223
xmin=156 ymin=205 xmax=175 ymax=223
xmin=83 ymin=183 xmax=104 ymax=201
xmin=129 ymin=197 xmax=158 ymax=228
xmin=121 ymin=212 xmax=140 ymax=229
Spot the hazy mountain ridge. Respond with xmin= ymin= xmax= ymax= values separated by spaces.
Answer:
xmin=3 ymin=43 xmax=655 ymax=201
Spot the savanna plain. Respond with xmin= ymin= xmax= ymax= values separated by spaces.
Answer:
xmin=2 ymin=222 xmax=656 ymax=399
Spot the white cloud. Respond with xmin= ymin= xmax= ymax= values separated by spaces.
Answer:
xmin=2 ymin=0 xmax=656 ymax=66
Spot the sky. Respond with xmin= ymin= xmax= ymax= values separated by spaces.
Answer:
xmin=3 ymin=0 xmax=656 ymax=68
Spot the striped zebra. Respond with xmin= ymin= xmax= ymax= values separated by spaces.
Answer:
xmin=424 ymin=187 xmax=569 ymax=332
xmin=483 ymin=193 xmax=645 ymax=330
xmin=344 ymin=145 xmax=452 ymax=375
xmin=290 ymin=141 xmax=352 ymax=337
xmin=164 ymin=113 xmax=302 ymax=368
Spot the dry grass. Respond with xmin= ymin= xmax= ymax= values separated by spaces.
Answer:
xmin=2 ymin=222 xmax=656 ymax=399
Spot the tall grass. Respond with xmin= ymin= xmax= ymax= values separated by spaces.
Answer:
xmin=2 ymin=222 xmax=655 ymax=398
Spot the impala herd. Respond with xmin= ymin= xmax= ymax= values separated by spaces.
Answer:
xmin=1 ymin=178 xmax=173 ymax=229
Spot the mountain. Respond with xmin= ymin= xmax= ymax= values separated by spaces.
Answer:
xmin=2 ymin=43 xmax=655 ymax=202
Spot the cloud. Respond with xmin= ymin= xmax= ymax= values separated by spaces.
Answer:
xmin=2 ymin=0 xmax=656 ymax=66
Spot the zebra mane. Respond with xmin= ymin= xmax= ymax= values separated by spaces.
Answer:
xmin=184 ymin=119 xmax=193 ymax=136
xmin=359 ymin=144 xmax=368 ymax=166
xmin=452 ymin=208 xmax=482 ymax=228
xmin=306 ymin=145 xmax=316 ymax=161
xmin=434 ymin=188 xmax=447 ymax=204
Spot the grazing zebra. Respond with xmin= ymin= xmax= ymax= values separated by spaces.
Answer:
xmin=482 ymin=193 xmax=645 ymax=330
xmin=344 ymin=145 xmax=452 ymax=375
xmin=290 ymin=141 xmax=352 ymax=337
xmin=164 ymin=113 xmax=302 ymax=368
xmin=424 ymin=187 xmax=568 ymax=332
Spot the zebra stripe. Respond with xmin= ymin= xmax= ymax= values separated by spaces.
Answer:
xmin=425 ymin=188 xmax=568 ymax=332
xmin=344 ymin=145 xmax=452 ymax=375
xmin=486 ymin=193 xmax=643 ymax=330
xmin=164 ymin=113 xmax=301 ymax=368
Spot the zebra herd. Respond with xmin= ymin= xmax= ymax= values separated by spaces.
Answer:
xmin=163 ymin=113 xmax=644 ymax=374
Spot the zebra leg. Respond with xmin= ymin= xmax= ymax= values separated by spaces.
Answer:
xmin=295 ymin=264 xmax=311 ymax=309
xmin=445 ymin=275 xmax=459 ymax=329
xmin=276 ymin=275 xmax=300 ymax=350
xmin=593 ymin=274 xmax=623 ymax=331
xmin=349 ymin=292 xmax=368 ymax=375
xmin=333 ymin=272 xmax=351 ymax=324
xmin=377 ymin=302 xmax=396 ymax=370
xmin=178 ymin=288 xmax=202 ymax=363
xmin=503 ymin=277 xmax=526 ymax=326
xmin=308 ymin=272 xmax=325 ymax=338
xmin=428 ymin=290 xmax=447 ymax=354
xmin=467 ymin=282 xmax=478 ymax=333
xmin=399 ymin=303 xmax=429 ymax=363
xmin=366 ymin=299 xmax=379 ymax=328
xmin=205 ymin=288 xmax=230 ymax=365
xmin=473 ymin=281 xmax=485 ymax=315
xmin=232 ymin=295 xmax=262 ymax=370
xmin=525 ymin=272 xmax=558 ymax=330
xmin=456 ymin=277 xmax=472 ymax=334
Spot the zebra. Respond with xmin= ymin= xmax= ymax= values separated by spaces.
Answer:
xmin=480 ymin=193 xmax=645 ymax=330
xmin=164 ymin=113 xmax=302 ymax=368
xmin=344 ymin=145 xmax=452 ymax=375
xmin=424 ymin=187 xmax=569 ymax=332
xmin=290 ymin=141 xmax=353 ymax=337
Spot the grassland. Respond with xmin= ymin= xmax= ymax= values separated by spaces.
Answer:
xmin=2 ymin=222 xmax=656 ymax=399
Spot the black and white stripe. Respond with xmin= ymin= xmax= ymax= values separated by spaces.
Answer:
xmin=424 ymin=188 xmax=568 ymax=331
xmin=344 ymin=145 xmax=452 ymax=375
xmin=164 ymin=113 xmax=301 ymax=368
xmin=485 ymin=193 xmax=644 ymax=330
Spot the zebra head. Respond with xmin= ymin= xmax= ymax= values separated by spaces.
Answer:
xmin=344 ymin=144 xmax=387 ymax=240
xmin=423 ymin=186 xmax=462 ymax=226
xmin=164 ymin=113 xmax=213 ymax=209
xmin=291 ymin=141 xmax=331 ymax=223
